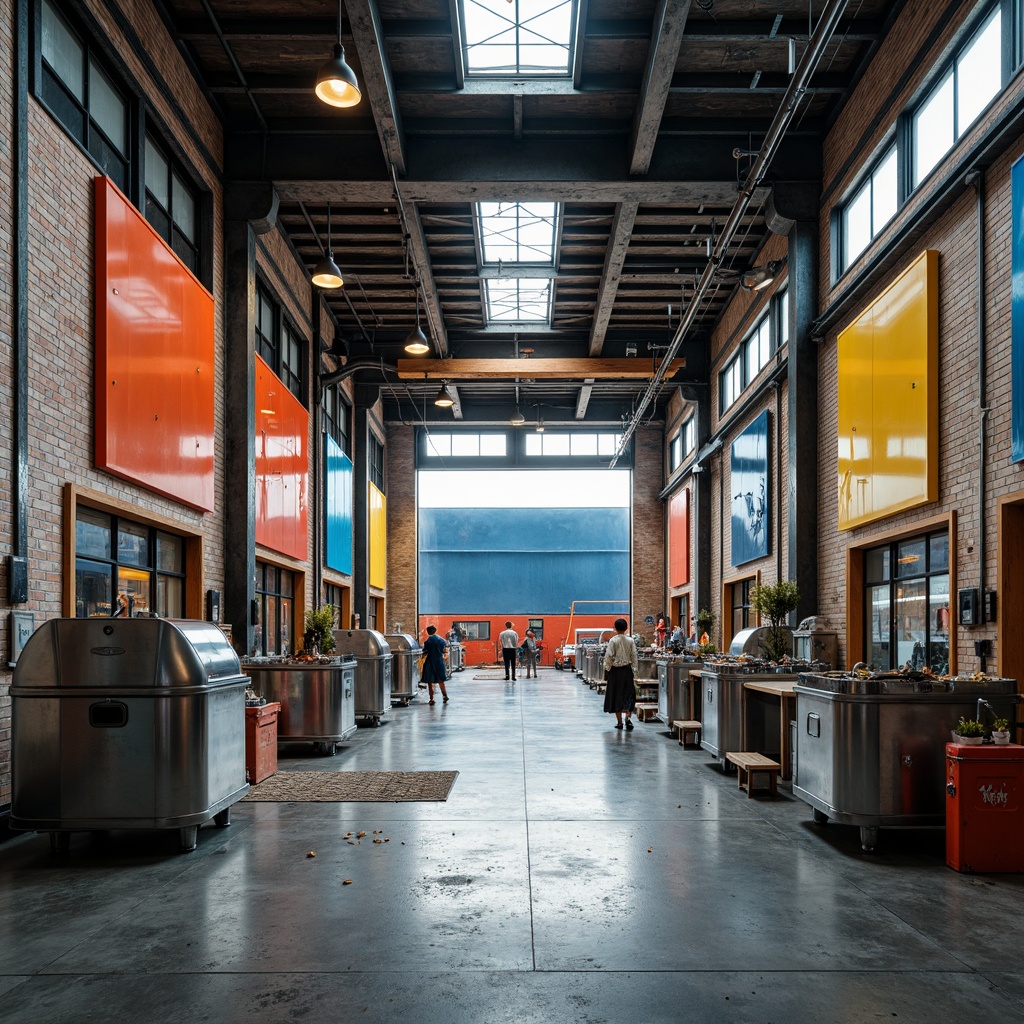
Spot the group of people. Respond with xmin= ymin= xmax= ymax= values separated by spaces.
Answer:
xmin=498 ymin=622 xmax=539 ymax=680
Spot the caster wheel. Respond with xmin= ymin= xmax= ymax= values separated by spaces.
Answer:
xmin=214 ymin=807 xmax=231 ymax=827
xmin=812 ymin=808 xmax=829 ymax=825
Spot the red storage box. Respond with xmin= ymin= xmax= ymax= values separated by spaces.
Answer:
xmin=946 ymin=742 xmax=1024 ymax=873
xmin=245 ymin=702 xmax=281 ymax=784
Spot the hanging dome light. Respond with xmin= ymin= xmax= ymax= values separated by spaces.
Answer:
xmin=510 ymin=407 xmax=526 ymax=426
xmin=404 ymin=289 xmax=431 ymax=354
xmin=434 ymin=383 xmax=455 ymax=408
xmin=315 ymin=5 xmax=361 ymax=108
xmin=312 ymin=202 xmax=344 ymax=289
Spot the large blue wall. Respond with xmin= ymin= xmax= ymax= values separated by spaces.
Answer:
xmin=418 ymin=507 xmax=629 ymax=613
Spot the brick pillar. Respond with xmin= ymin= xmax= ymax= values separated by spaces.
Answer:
xmin=386 ymin=424 xmax=417 ymax=635
xmin=632 ymin=424 xmax=667 ymax=635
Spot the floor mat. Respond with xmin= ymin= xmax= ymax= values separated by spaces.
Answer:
xmin=472 ymin=673 xmax=510 ymax=679
xmin=243 ymin=770 xmax=459 ymax=802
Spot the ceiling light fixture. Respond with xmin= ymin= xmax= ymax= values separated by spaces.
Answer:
xmin=404 ymin=287 xmax=431 ymax=355
xmin=311 ymin=202 xmax=344 ymax=290
xmin=740 ymin=257 xmax=787 ymax=292
xmin=434 ymin=382 xmax=455 ymax=408
xmin=315 ymin=3 xmax=361 ymax=108
xmin=510 ymin=407 xmax=526 ymax=426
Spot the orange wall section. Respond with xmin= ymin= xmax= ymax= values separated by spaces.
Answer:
xmin=668 ymin=487 xmax=690 ymax=587
xmin=94 ymin=177 xmax=215 ymax=511
xmin=255 ymin=355 xmax=309 ymax=560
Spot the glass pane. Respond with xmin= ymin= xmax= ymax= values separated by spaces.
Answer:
xmin=478 ymin=201 xmax=556 ymax=263
xmin=88 ymin=59 xmax=126 ymax=156
xmin=145 ymin=136 xmax=169 ymax=209
xmin=913 ymin=73 xmax=954 ymax=186
xmin=486 ymin=279 xmax=551 ymax=321
xmin=872 ymin=147 xmax=898 ymax=231
xmin=864 ymin=545 xmax=889 ymax=582
xmin=570 ymin=434 xmax=597 ymax=456
xmin=157 ymin=573 xmax=183 ymax=618
xmin=75 ymin=559 xmax=112 ymax=618
xmin=42 ymin=0 xmax=84 ymax=102
xmin=597 ymin=433 xmax=621 ymax=456
xmin=896 ymin=538 xmax=926 ymax=577
xmin=117 ymin=566 xmax=151 ymax=617
xmin=957 ymin=10 xmax=1001 ymax=132
xmin=542 ymin=433 xmax=569 ymax=456
xmin=895 ymin=578 xmax=927 ymax=670
xmin=280 ymin=597 xmax=292 ymax=655
xmin=266 ymin=595 xmax=279 ymax=655
xmin=524 ymin=433 xmax=542 ymax=455
xmin=777 ymin=289 xmax=789 ymax=346
xmin=425 ymin=434 xmax=451 ymax=457
xmin=867 ymin=583 xmax=891 ymax=668
xmin=76 ymin=508 xmax=111 ymax=559
xmin=929 ymin=533 xmax=949 ymax=572
xmin=171 ymin=170 xmax=196 ymax=243
xmin=156 ymin=532 xmax=183 ymax=572
xmin=117 ymin=521 xmax=150 ymax=566
xmin=479 ymin=433 xmax=506 ymax=456
xmin=843 ymin=179 xmax=872 ymax=266
xmin=929 ymin=574 xmax=951 ymax=673
xmin=451 ymin=434 xmax=479 ymax=456
xmin=280 ymin=570 xmax=294 ymax=598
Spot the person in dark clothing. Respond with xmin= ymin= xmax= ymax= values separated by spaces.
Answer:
xmin=421 ymin=625 xmax=449 ymax=705
xmin=602 ymin=617 xmax=638 ymax=730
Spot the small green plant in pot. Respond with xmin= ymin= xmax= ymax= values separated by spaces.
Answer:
xmin=303 ymin=604 xmax=337 ymax=656
xmin=992 ymin=716 xmax=1012 ymax=744
xmin=750 ymin=579 xmax=800 ymax=662
xmin=953 ymin=717 xmax=985 ymax=744
xmin=694 ymin=608 xmax=716 ymax=644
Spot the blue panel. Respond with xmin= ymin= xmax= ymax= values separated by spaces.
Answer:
xmin=730 ymin=410 xmax=770 ymax=567
xmin=325 ymin=438 xmax=353 ymax=574
xmin=418 ymin=507 xmax=629 ymax=614
xmin=1013 ymin=154 xmax=1024 ymax=462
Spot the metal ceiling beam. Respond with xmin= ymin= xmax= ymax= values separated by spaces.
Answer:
xmin=630 ymin=0 xmax=690 ymax=177
xmin=347 ymin=0 xmax=406 ymax=175
xmin=576 ymin=380 xmax=595 ymax=419
xmin=588 ymin=201 xmax=638 ymax=357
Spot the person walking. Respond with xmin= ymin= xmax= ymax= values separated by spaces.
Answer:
xmin=420 ymin=625 xmax=449 ymax=705
xmin=521 ymin=628 xmax=538 ymax=678
xmin=603 ymin=617 xmax=638 ymax=730
xmin=499 ymin=621 xmax=519 ymax=681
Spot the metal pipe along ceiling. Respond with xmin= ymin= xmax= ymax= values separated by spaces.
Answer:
xmin=611 ymin=0 xmax=851 ymax=467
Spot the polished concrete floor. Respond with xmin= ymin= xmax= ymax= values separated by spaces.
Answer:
xmin=0 ymin=667 xmax=1021 ymax=1023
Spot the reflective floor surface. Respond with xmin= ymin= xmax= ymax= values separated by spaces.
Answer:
xmin=0 ymin=668 xmax=1021 ymax=1022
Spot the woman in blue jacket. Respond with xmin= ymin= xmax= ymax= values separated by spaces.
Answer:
xmin=421 ymin=625 xmax=449 ymax=705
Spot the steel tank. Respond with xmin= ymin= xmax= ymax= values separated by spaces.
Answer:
xmin=701 ymin=666 xmax=798 ymax=762
xmin=447 ymin=642 xmax=464 ymax=674
xmin=333 ymin=629 xmax=392 ymax=726
xmin=794 ymin=672 xmax=1021 ymax=852
xmin=244 ymin=657 xmax=357 ymax=754
xmin=385 ymin=633 xmax=422 ymax=704
xmin=657 ymin=658 xmax=695 ymax=724
xmin=11 ymin=618 xmax=248 ymax=853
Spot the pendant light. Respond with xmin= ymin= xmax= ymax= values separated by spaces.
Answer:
xmin=312 ymin=202 xmax=344 ymax=290
xmin=404 ymin=288 xmax=431 ymax=355
xmin=510 ymin=407 xmax=526 ymax=426
xmin=434 ymin=382 xmax=455 ymax=408
xmin=315 ymin=3 xmax=361 ymax=108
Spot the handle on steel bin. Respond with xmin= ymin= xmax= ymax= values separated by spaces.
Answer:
xmin=89 ymin=700 xmax=128 ymax=728
xmin=806 ymin=712 xmax=820 ymax=738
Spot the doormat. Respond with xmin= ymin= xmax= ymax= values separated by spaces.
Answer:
xmin=472 ymin=673 xmax=510 ymax=679
xmin=243 ymin=770 xmax=459 ymax=803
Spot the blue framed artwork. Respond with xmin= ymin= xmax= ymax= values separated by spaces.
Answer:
xmin=731 ymin=409 xmax=770 ymax=566
xmin=324 ymin=437 xmax=353 ymax=575
xmin=1012 ymin=152 xmax=1024 ymax=462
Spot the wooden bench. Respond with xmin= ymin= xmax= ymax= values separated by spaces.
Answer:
xmin=672 ymin=719 xmax=702 ymax=746
xmin=725 ymin=752 xmax=781 ymax=798
xmin=634 ymin=702 xmax=659 ymax=722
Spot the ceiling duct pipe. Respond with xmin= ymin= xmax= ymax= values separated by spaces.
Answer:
xmin=320 ymin=357 xmax=400 ymax=389
xmin=611 ymin=0 xmax=851 ymax=467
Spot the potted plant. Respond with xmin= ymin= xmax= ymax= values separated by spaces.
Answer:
xmin=991 ymin=716 xmax=1012 ymax=745
xmin=953 ymin=717 xmax=985 ymax=745
xmin=303 ymin=604 xmax=337 ymax=657
xmin=750 ymin=580 xmax=800 ymax=663
xmin=694 ymin=608 xmax=716 ymax=646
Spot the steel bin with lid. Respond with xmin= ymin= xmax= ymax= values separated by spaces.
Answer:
xmin=385 ymin=633 xmax=422 ymax=705
xmin=333 ymin=629 xmax=392 ymax=726
xmin=10 ymin=618 xmax=249 ymax=853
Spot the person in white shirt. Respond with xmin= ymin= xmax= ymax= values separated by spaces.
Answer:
xmin=602 ymin=617 xmax=639 ymax=730
xmin=499 ymin=621 xmax=519 ymax=681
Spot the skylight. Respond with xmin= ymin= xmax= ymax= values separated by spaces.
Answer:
xmin=479 ymin=201 xmax=557 ymax=263
xmin=485 ymin=279 xmax=551 ymax=322
xmin=461 ymin=0 xmax=575 ymax=76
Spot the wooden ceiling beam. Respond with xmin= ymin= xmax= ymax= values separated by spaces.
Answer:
xmin=588 ymin=202 xmax=638 ymax=357
xmin=395 ymin=358 xmax=684 ymax=380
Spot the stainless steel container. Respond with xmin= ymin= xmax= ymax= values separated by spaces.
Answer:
xmin=245 ymin=658 xmax=357 ymax=753
xmin=657 ymin=659 xmax=692 ymax=724
xmin=791 ymin=617 xmax=839 ymax=669
xmin=10 ymin=618 xmax=249 ymax=853
xmin=729 ymin=626 xmax=794 ymax=659
xmin=385 ymin=633 xmax=422 ymax=704
xmin=333 ymin=629 xmax=392 ymax=726
xmin=637 ymin=656 xmax=659 ymax=681
xmin=448 ymin=642 xmax=464 ymax=674
xmin=701 ymin=668 xmax=798 ymax=762
xmin=794 ymin=672 xmax=1021 ymax=851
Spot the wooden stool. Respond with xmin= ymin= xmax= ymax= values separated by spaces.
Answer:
xmin=672 ymin=719 xmax=702 ymax=746
xmin=635 ymin=702 xmax=659 ymax=722
xmin=725 ymin=752 xmax=781 ymax=797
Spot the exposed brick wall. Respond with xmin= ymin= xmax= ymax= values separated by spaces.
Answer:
xmin=385 ymin=424 xmax=417 ymax=635
xmin=632 ymin=425 xmax=666 ymax=637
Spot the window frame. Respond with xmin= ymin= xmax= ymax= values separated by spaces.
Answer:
xmin=460 ymin=0 xmax=578 ymax=78
xmin=369 ymin=434 xmax=385 ymax=493
xmin=254 ymin=561 xmax=297 ymax=658
xmin=255 ymin=279 xmax=307 ymax=405
xmin=323 ymin=385 xmax=351 ymax=454
xmin=144 ymin=131 xmax=200 ymax=276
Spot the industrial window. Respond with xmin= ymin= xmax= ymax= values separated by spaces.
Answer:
xmin=682 ymin=416 xmax=696 ymax=458
xmin=369 ymin=434 xmax=385 ymax=491
xmin=144 ymin=134 xmax=199 ymax=275
xmin=841 ymin=147 xmax=898 ymax=270
xmin=527 ymin=618 xmax=544 ymax=639
xmin=38 ymin=0 xmax=130 ymax=191
xmin=254 ymin=562 xmax=296 ymax=657
xmin=324 ymin=582 xmax=343 ymax=612
xmin=669 ymin=418 xmax=694 ymax=473
xmin=776 ymin=288 xmax=789 ymax=347
xmin=912 ymin=7 xmax=1001 ymax=187
xmin=863 ymin=531 xmax=950 ymax=673
xmin=719 ymin=291 xmax=787 ymax=415
xmin=461 ymin=0 xmax=576 ymax=76
xmin=255 ymin=282 xmax=306 ymax=404
xmin=323 ymin=385 xmax=350 ymax=454
xmin=524 ymin=432 xmax=622 ymax=456
xmin=424 ymin=433 xmax=507 ymax=457
xmin=730 ymin=577 xmax=756 ymax=640
xmin=485 ymin=279 xmax=552 ymax=322
xmin=367 ymin=596 xmax=380 ymax=632
xmin=455 ymin=620 xmax=490 ymax=640
xmin=74 ymin=507 xmax=185 ymax=619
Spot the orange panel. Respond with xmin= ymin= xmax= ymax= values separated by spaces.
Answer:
xmin=668 ymin=487 xmax=690 ymax=587
xmin=255 ymin=355 xmax=309 ymax=560
xmin=94 ymin=177 xmax=215 ymax=511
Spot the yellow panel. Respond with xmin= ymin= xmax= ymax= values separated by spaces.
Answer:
xmin=838 ymin=250 xmax=938 ymax=531
xmin=369 ymin=482 xmax=387 ymax=590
